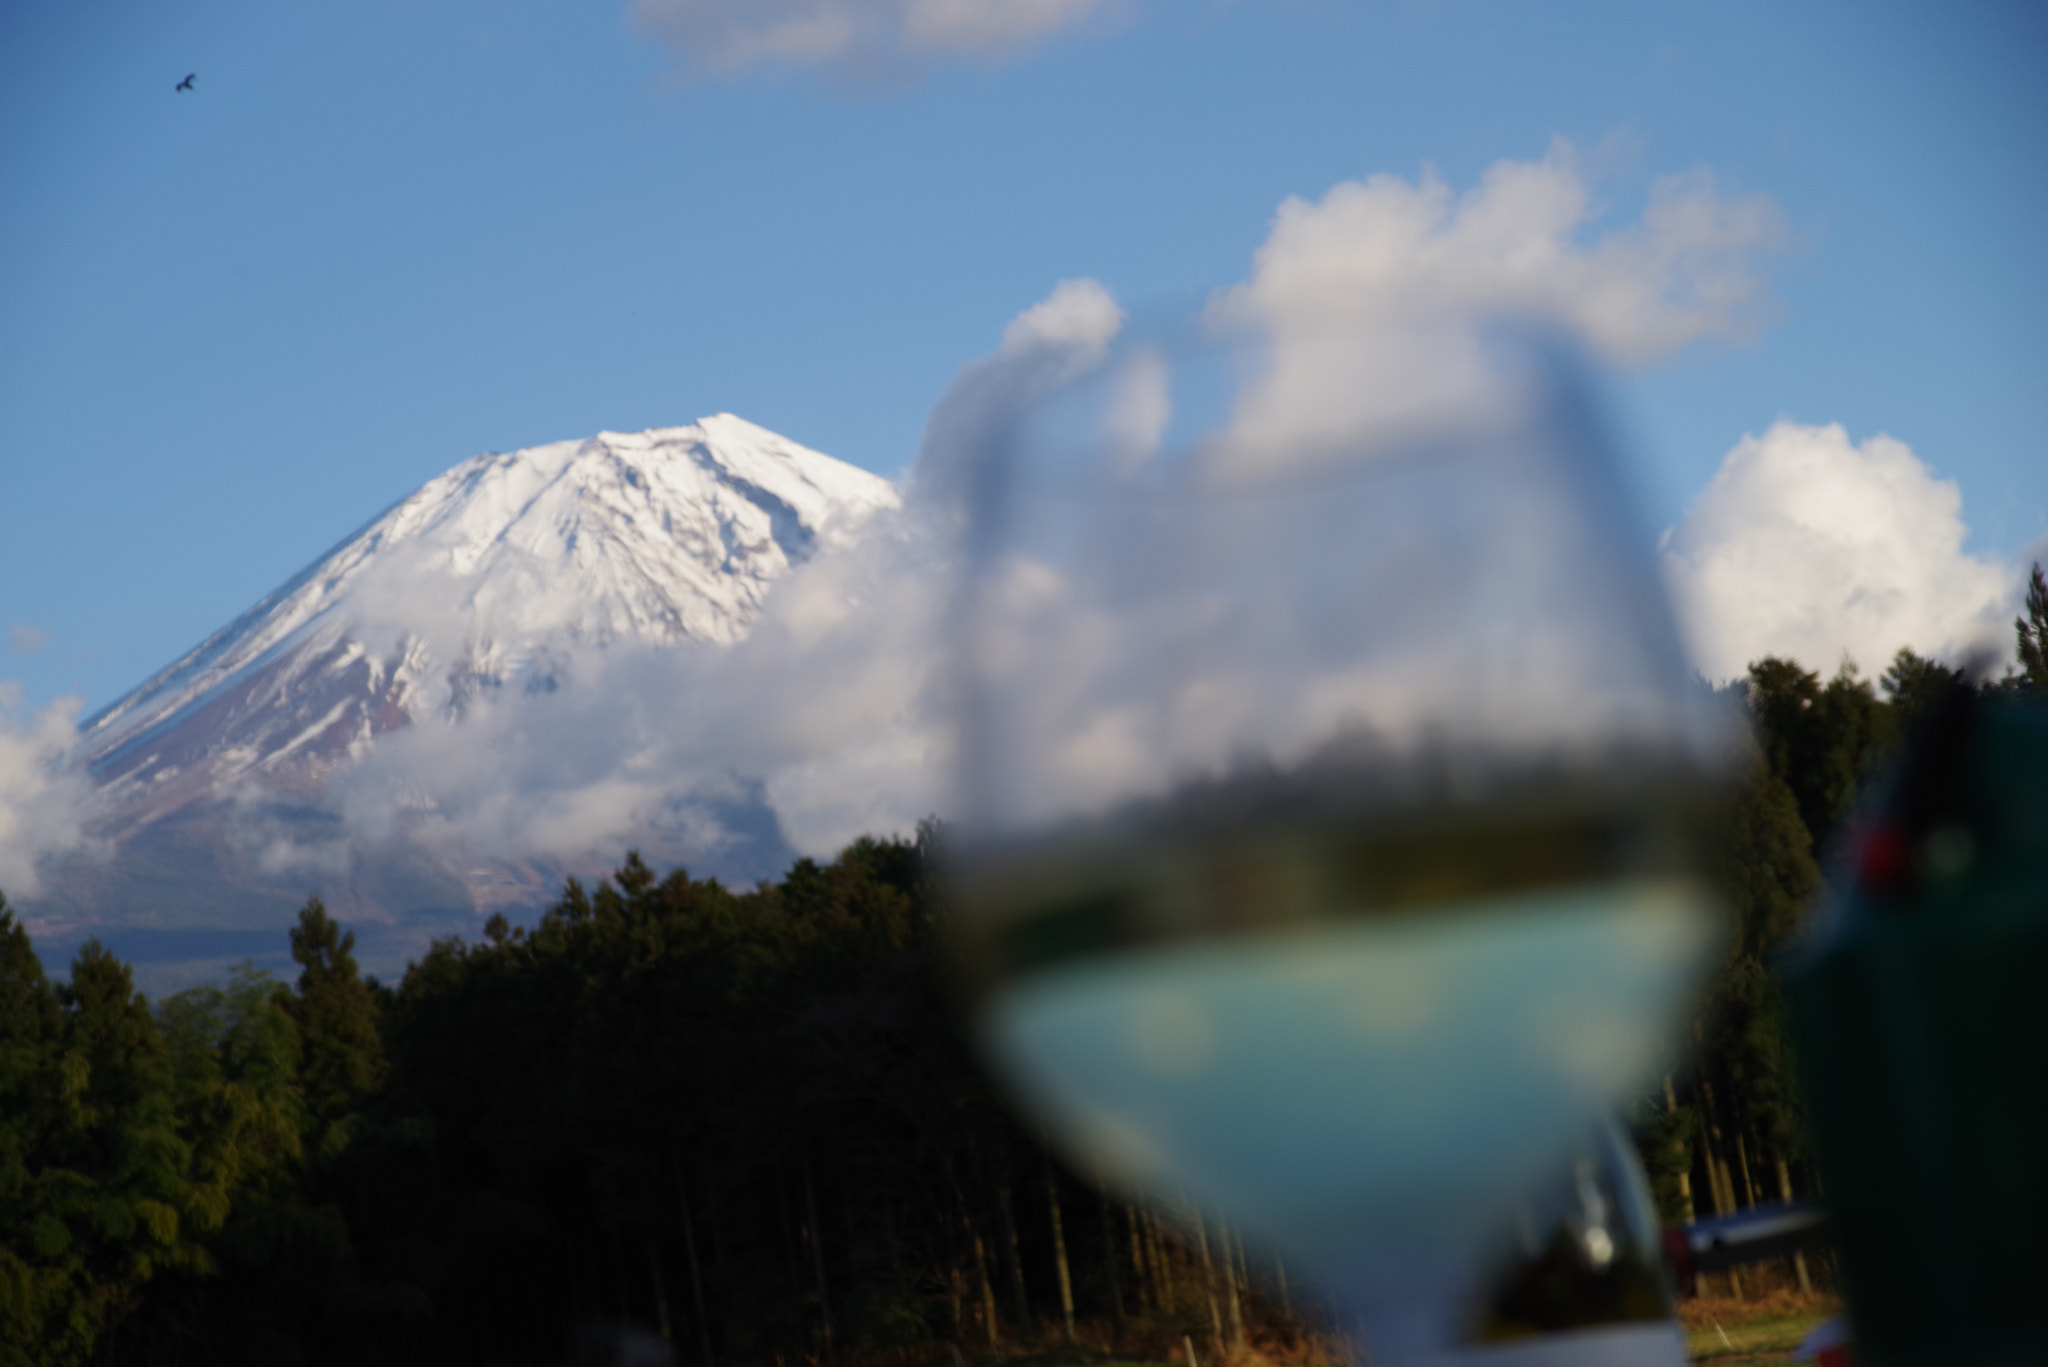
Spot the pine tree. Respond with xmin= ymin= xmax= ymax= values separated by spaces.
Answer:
xmin=0 ymin=897 xmax=71 ymax=1361
xmin=285 ymin=897 xmax=386 ymax=1158
xmin=1721 ymin=755 xmax=1825 ymax=960
xmin=158 ymin=963 xmax=304 ymax=1223
xmin=2016 ymin=561 xmax=2048 ymax=692
xmin=1879 ymin=647 xmax=1967 ymax=735
xmin=2 ymin=939 xmax=214 ymax=1364
xmin=1744 ymin=657 xmax=1894 ymax=858
xmin=1646 ymin=736 xmax=1825 ymax=1245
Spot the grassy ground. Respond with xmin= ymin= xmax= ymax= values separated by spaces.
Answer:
xmin=950 ymin=1291 xmax=1848 ymax=1367
xmin=1681 ymin=1290 xmax=1843 ymax=1363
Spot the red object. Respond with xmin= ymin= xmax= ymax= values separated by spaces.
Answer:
xmin=1855 ymin=820 xmax=1913 ymax=895
xmin=1659 ymin=1226 xmax=1694 ymax=1290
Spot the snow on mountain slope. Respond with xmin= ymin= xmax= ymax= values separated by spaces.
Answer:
xmin=78 ymin=415 xmax=899 ymax=824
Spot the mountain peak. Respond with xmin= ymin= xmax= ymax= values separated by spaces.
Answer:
xmin=79 ymin=417 xmax=898 ymax=807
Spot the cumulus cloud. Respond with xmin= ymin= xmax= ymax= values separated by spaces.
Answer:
xmin=1208 ymin=140 xmax=1785 ymax=453
xmin=0 ymin=686 xmax=100 ymax=899
xmin=329 ymin=529 xmax=948 ymax=871
xmin=1218 ymin=139 xmax=1783 ymax=362
xmin=1661 ymin=420 xmax=2019 ymax=682
xmin=631 ymin=0 xmax=1127 ymax=78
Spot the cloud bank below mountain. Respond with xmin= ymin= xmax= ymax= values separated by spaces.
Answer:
xmin=0 ymin=689 xmax=98 ymax=900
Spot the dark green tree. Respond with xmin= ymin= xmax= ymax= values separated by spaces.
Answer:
xmin=157 ymin=964 xmax=305 ymax=1228
xmin=1744 ymin=657 xmax=1894 ymax=859
xmin=2016 ymin=561 xmax=2048 ymax=692
xmin=1879 ymin=648 xmax=1968 ymax=736
xmin=99 ymin=964 xmax=319 ymax=1365
xmin=61 ymin=943 xmax=211 ymax=1277
xmin=284 ymin=897 xmax=386 ymax=1157
xmin=0 ymin=938 xmax=214 ymax=1364
xmin=1641 ymin=726 xmax=1826 ymax=1249
xmin=1720 ymin=754 xmax=1823 ymax=962
xmin=0 ymin=897 xmax=71 ymax=1362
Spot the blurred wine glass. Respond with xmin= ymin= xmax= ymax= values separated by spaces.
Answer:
xmin=942 ymin=309 xmax=1727 ymax=1366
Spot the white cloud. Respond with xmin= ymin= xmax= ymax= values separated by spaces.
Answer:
xmin=304 ymin=280 xmax=1129 ymax=876
xmin=1217 ymin=139 xmax=1783 ymax=363
xmin=1207 ymin=141 xmax=1785 ymax=456
xmin=0 ymin=686 xmax=99 ymax=900
xmin=913 ymin=277 xmax=1126 ymax=506
xmin=319 ymin=491 xmax=947 ymax=872
xmin=1000 ymin=277 xmax=1125 ymax=355
xmin=1661 ymin=420 xmax=2018 ymax=682
xmin=630 ymin=0 xmax=1127 ymax=77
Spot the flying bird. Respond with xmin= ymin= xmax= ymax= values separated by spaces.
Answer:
xmin=175 ymin=74 xmax=195 ymax=92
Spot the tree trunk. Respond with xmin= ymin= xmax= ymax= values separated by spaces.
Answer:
xmin=1774 ymin=1154 xmax=1814 ymax=1295
xmin=1046 ymin=1162 xmax=1077 ymax=1342
xmin=1218 ymin=1219 xmax=1245 ymax=1347
xmin=707 ymin=1165 xmax=728 ymax=1271
xmin=948 ymin=1159 xmax=1002 ymax=1347
xmin=1149 ymin=1212 xmax=1177 ymax=1314
xmin=1697 ymin=1070 xmax=1750 ymax=1302
xmin=1733 ymin=1125 xmax=1760 ymax=1209
xmin=996 ymin=1180 xmax=1032 ymax=1338
xmin=674 ymin=1152 xmax=715 ymax=1367
xmin=610 ymin=1223 xmax=630 ymax=1324
xmin=1100 ymin=1192 xmax=1127 ymax=1334
xmin=1713 ymin=1145 xmax=1749 ymax=1301
xmin=801 ymin=1152 xmax=837 ymax=1366
xmin=946 ymin=1268 xmax=966 ymax=1349
xmin=648 ymin=1232 xmax=676 ymax=1345
xmin=974 ymin=1223 xmax=1002 ymax=1347
xmin=1191 ymin=1211 xmax=1224 ymax=1349
xmin=1698 ymin=1075 xmax=1737 ymax=1213
xmin=779 ymin=1174 xmax=803 ymax=1307
xmin=1692 ymin=1071 xmax=1746 ymax=1300
xmin=1664 ymin=1075 xmax=1697 ymax=1223
xmin=1127 ymin=1205 xmax=1152 ymax=1314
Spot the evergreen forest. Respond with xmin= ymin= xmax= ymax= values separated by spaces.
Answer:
xmin=4 ymin=568 xmax=2045 ymax=1366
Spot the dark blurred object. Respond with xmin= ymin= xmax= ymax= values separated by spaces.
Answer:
xmin=1661 ymin=1201 xmax=1831 ymax=1289
xmin=574 ymin=1321 xmax=673 ymax=1367
xmin=1784 ymin=683 xmax=2048 ymax=1366
xmin=1462 ymin=1119 xmax=1690 ymax=1364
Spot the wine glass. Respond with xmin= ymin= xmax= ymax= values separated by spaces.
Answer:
xmin=939 ymin=308 xmax=1727 ymax=1365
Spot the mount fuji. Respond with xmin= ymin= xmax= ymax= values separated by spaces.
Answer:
xmin=25 ymin=415 xmax=901 ymax=990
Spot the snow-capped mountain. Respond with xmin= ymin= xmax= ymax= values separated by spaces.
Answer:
xmin=28 ymin=415 xmax=898 ymax=987
xmin=81 ymin=414 xmax=897 ymax=823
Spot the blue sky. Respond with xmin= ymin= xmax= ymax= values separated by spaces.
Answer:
xmin=4 ymin=0 xmax=2046 ymax=718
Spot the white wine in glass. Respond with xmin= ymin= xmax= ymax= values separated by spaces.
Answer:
xmin=943 ymin=315 xmax=1727 ymax=1366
